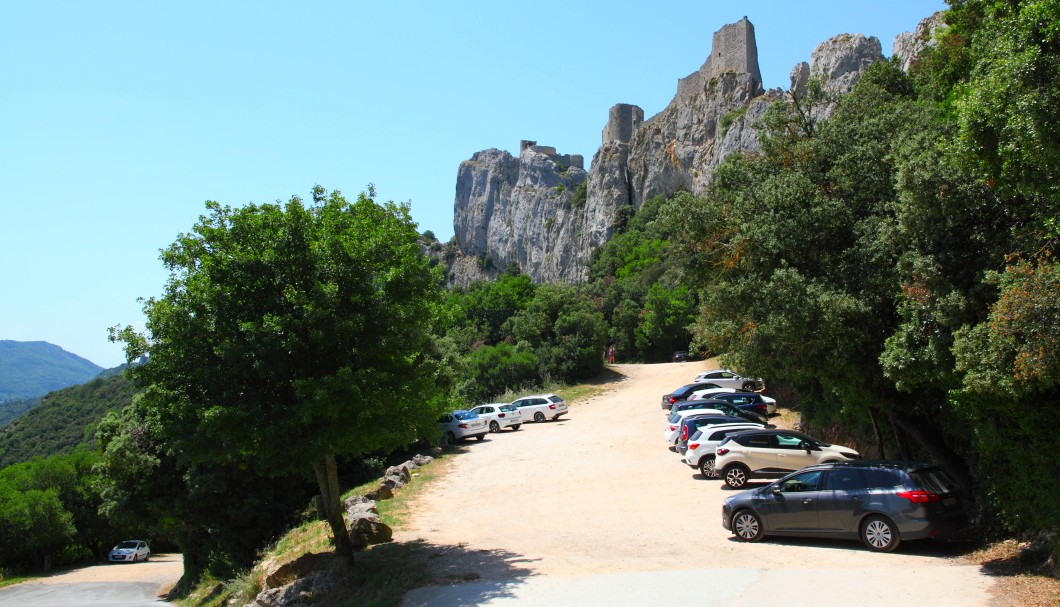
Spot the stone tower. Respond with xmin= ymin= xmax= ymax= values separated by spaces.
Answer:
xmin=676 ymin=17 xmax=762 ymax=104
xmin=602 ymin=103 xmax=645 ymax=145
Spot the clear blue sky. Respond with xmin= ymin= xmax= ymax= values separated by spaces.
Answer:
xmin=1 ymin=1 xmax=947 ymax=369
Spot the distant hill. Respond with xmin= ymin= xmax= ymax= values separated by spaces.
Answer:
xmin=0 ymin=372 xmax=138 ymax=468
xmin=0 ymin=340 xmax=104 ymax=402
xmin=0 ymin=395 xmax=41 ymax=428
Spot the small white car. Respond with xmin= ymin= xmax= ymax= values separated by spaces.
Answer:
xmin=511 ymin=394 xmax=568 ymax=422
xmin=683 ymin=423 xmax=765 ymax=477
xmin=468 ymin=403 xmax=523 ymax=432
xmin=663 ymin=408 xmax=723 ymax=445
xmin=438 ymin=410 xmax=488 ymax=444
xmin=692 ymin=369 xmax=763 ymax=392
xmin=109 ymin=540 xmax=151 ymax=563
xmin=715 ymin=428 xmax=860 ymax=488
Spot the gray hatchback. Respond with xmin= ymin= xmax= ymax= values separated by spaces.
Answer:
xmin=721 ymin=461 xmax=967 ymax=552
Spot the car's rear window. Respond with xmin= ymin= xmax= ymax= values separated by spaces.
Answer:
xmin=909 ymin=468 xmax=958 ymax=493
xmin=548 ymin=395 xmax=564 ymax=404
xmin=453 ymin=411 xmax=477 ymax=421
xmin=499 ymin=405 xmax=517 ymax=412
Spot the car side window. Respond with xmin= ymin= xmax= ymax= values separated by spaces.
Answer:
xmin=778 ymin=470 xmax=823 ymax=493
xmin=743 ymin=434 xmax=771 ymax=448
xmin=862 ymin=469 xmax=902 ymax=489
xmin=775 ymin=433 xmax=806 ymax=450
xmin=823 ymin=469 xmax=864 ymax=491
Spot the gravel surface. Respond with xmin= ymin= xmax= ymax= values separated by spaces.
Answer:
xmin=396 ymin=361 xmax=998 ymax=606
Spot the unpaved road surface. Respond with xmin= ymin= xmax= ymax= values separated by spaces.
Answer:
xmin=0 ymin=554 xmax=182 ymax=607
xmin=399 ymin=362 xmax=995 ymax=606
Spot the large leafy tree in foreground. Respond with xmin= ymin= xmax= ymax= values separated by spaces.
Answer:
xmin=112 ymin=186 xmax=450 ymax=565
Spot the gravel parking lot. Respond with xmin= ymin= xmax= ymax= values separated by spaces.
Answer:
xmin=397 ymin=362 xmax=996 ymax=606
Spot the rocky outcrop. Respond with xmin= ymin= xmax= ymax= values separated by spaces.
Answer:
xmin=893 ymin=12 xmax=945 ymax=72
xmin=448 ymin=13 xmax=939 ymax=286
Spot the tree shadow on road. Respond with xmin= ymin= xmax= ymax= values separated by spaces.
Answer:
xmin=395 ymin=539 xmax=538 ymax=605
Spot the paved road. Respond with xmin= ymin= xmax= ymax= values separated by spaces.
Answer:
xmin=398 ymin=362 xmax=995 ymax=607
xmin=0 ymin=555 xmax=182 ymax=607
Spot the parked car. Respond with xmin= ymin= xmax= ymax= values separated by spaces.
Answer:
xmin=109 ymin=540 xmax=151 ymax=563
xmin=468 ymin=403 xmax=523 ymax=432
xmin=721 ymin=461 xmax=968 ymax=552
xmin=695 ymin=387 xmax=780 ymax=417
xmin=660 ymin=382 xmax=723 ymax=409
xmin=511 ymin=393 xmax=568 ymax=422
xmin=715 ymin=428 xmax=860 ymax=488
xmin=684 ymin=423 xmax=767 ymax=476
xmin=692 ymin=369 xmax=763 ymax=392
xmin=438 ymin=410 xmax=488 ymax=444
xmin=672 ymin=350 xmax=690 ymax=362
xmin=663 ymin=408 xmax=724 ymax=445
xmin=671 ymin=398 xmax=771 ymax=426
xmin=675 ymin=414 xmax=759 ymax=455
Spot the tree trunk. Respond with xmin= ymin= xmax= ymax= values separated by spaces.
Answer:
xmin=866 ymin=406 xmax=886 ymax=459
xmin=890 ymin=414 xmax=913 ymax=460
xmin=314 ymin=455 xmax=355 ymax=562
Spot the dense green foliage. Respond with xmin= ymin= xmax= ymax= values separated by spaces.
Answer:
xmin=665 ymin=0 xmax=1058 ymax=535
xmin=0 ymin=341 xmax=102 ymax=403
xmin=0 ymin=374 xmax=138 ymax=468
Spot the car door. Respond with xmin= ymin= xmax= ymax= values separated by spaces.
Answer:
xmin=774 ymin=432 xmax=818 ymax=471
xmin=758 ymin=469 xmax=825 ymax=532
xmin=818 ymin=468 xmax=868 ymax=533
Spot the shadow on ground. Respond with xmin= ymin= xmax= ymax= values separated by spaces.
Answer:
xmin=395 ymin=540 xmax=538 ymax=605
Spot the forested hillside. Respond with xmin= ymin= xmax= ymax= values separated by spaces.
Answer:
xmin=0 ymin=340 xmax=103 ymax=402
xmin=0 ymin=373 xmax=137 ymax=468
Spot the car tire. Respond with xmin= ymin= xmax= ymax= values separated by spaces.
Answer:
xmin=742 ymin=382 xmax=757 ymax=392
xmin=534 ymin=412 xmax=545 ymax=422
xmin=475 ymin=434 xmax=486 ymax=441
xmin=861 ymin=515 xmax=901 ymax=552
xmin=732 ymin=509 xmax=765 ymax=542
xmin=723 ymin=464 xmax=750 ymax=488
xmin=489 ymin=421 xmax=500 ymax=433
xmin=144 ymin=554 xmax=150 ymax=562
xmin=699 ymin=456 xmax=719 ymax=478
xmin=511 ymin=424 xmax=521 ymax=431
xmin=446 ymin=431 xmax=457 ymax=445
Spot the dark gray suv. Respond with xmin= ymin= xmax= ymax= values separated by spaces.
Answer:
xmin=721 ymin=461 xmax=967 ymax=552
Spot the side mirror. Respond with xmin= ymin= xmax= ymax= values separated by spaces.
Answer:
xmin=771 ymin=486 xmax=782 ymax=495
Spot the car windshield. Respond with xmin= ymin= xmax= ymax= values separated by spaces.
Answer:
xmin=453 ymin=411 xmax=477 ymax=421
xmin=116 ymin=541 xmax=139 ymax=549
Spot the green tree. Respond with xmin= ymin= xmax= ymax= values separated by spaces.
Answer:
xmin=506 ymin=284 xmax=607 ymax=383
xmin=110 ymin=186 xmax=450 ymax=571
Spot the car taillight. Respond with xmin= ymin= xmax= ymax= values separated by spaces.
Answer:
xmin=668 ymin=425 xmax=677 ymax=432
xmin=498 ymin=413 xmax=506 ymax=418
xmin=458 ymin=423 xmax=468 ymax=429
xmin=549 ymin=404 xmax=556 ymax=409
xmin=681 ymin=426 xmax=689 ymax=440
xmin=669 ymin=396 xmax=677 ymax=404
xmin=896 ymin=490 xmax=940 ymax=503
xmin=716 ymin=447 xmax=730 ymax=456
xmin=689 ymin=442 xmax=700 ymax=450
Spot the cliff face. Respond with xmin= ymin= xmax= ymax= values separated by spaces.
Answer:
xmin=449 ymin=14 xmax=938 ymax=286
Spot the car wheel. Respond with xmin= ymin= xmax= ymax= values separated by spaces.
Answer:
xmin=742 ymin=382 xmax=757 ymax=392
xmin=475 ymin=434 xmax=486 ymax=441
xmin=511 ymin=424 xmax=521 ymax=431
xmin=732 ymin=509 xmax=765 ymax=542
xmin=699 ymin=456 xmax=719 ymax=478
xmin=446 ymin=431 xmax=457 ymax=445
xmin=144 ymin=554 xmax=150 ymax=562
xmin=724 ymin=464 xmax=750 ymax=488
xmin=534 ymin=412 xmax=545 ymax=422
xmin=489 ymin=421 xmax=500 ymax=433
xmin=861 ymin=515 xmax=901 ymax=552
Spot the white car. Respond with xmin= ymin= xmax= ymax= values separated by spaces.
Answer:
xmin=692 ymin=369 xmax=763 ymax=392
xmin=715 ymin=428 xmax=860 ymax=488
xmin=690 ymin=387 xmax=777 ymax=415
xmin=663 ymin=408 xmax=723 ymax=445
xmin=683 ymin=423 xmax=765 ymax=477
xmin=438 ymin=410 xmax=488 ymax=444
xmin=511 ymin=394 xmax=568 ymax=422
xmin=109 ymin=540 xmax=151 ymax=563
xmin=469 ymin=403 xmax=523 ymax=432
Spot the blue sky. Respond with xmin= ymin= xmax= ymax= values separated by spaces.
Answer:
xmin=1 ymin=1 xmax=947 ymax=369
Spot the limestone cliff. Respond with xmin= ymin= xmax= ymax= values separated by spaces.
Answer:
xmin=448 ymin=14 xmax=939 ymax=286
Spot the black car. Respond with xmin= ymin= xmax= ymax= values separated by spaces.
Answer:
xmin=660 ymin=382 xmax=723 ymax=409
xmin=721 ymin=461 xmax=968 ymax=552
xmin=707 ymin=391 xmax=772 ymax=422
xmin=672 ymin=351 xmax=690 ymax=362
xmin=668 ymin=398 xmax=770 ymax=426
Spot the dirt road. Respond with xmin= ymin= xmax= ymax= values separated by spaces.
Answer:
xmin=397 ymin=362 xmax=995 ymax=606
